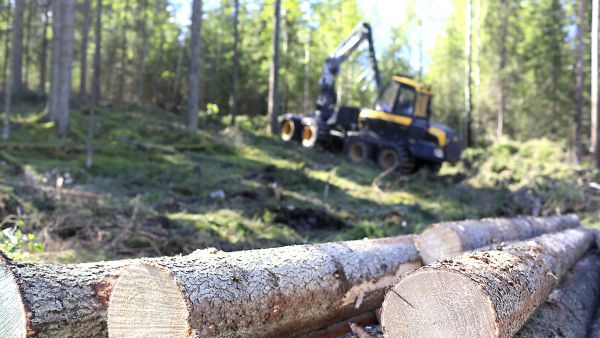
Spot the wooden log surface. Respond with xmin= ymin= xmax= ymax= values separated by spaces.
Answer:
xmin=0 ymin=254 xmax=131 ymax=338
xmin=514 ymin=251 xmax=600 ymax=338
xmin=381 ymin=227 xmax=592 ymax=338
xmin=415 ymin=214 xmax=579 ymax=264
xmin=107 ymin=236 xmax=422 ymax=338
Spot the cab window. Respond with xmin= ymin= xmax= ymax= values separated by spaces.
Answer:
xmin=374 ymin=82 xmax=399 ymax=113
xmin=394 ymin=85 xmax=415 ymax=116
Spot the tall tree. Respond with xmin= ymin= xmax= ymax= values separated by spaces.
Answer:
xmin=230 ymin=0 xmax=240 ymax=126
xmin=496 ymin=0 xmax=509 ymax=140
xmin=49 ymin=0 xmax=75 ymax=137
xmin=464 ymin=0 xmax=473 ymax=147
xmin=22 ymin=0 xmax=34 ymax=89
xmin=187 ymin=0 xmax=202 ymax=132
xmin=87 ymin=0 xmax=102 ymax=169
xmin=117 ymin=0 xmax=129 ymax=103
xmin=136 ymin=0 xmax=148 ymax=103
xmin=79 ymin=0 xmax=92 ymax=103
xmin=10 ymin=0 xmax=24 ymax=93
xmin=574 ymin=0 xmax=585 ymax=163
xmin=2 ymin=1 xmax=11 ymax=91
xmin=592 ymin=0 xmax=599 ymax=167
xmin=39 ymin=0 xmax=50 ymax=94
xmin=267 ymin=0 xmax=282 ymax=134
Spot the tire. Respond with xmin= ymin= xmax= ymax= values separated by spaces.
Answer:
xmin=301 ymin=124 xmax=319 ymax=148
xmin=377 ymin=147 xmax=416 ymax=175
xmin=280 ymin=119 xmax=299 ymax=142
xmin=421 ymin=161 xmax=442 ymax=176
xmin=344 ymin=137 xmax=371 ymax=164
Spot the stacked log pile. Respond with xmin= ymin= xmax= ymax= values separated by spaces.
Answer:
xmin=0 ymin=214 xmax=596 ymax=338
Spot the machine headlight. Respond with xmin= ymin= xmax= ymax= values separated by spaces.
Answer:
xmin=434 ymin=148 xmax=444 ymax=159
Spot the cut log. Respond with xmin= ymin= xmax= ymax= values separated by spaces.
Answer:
xmin=514 ymin=251 xmax=600 ymax=337
xmin=415 ymin=214 xmax=579 ymax=264
xmin=0 ymin=254 xmax=130 ymax=337
xmin=381 ymin=227 xmax=592 ymax=338
xmin=107 ymin=236 xmax=422 ymax=338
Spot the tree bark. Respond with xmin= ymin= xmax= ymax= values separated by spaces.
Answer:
xmin=22 ymin=0 xmax=33 ymax=90
xmin=415 ymin=214 xmax=580 ymax=265
xmin=56 ymin=0 xmax=75 ymax=137
xmin=0 ymin=253 xmax=131 ymax=338
xmin=267 ymin=0 xmax=281 ymax=134
xmin=136 ymin=0 xmax=148 ymax=103
xmin=464 ymin=0 xmax=473 ymax=147
xmin=10 ymin=0 xmax=24 ymax=93
xmin=187 ymin=0 xmax=202 ymax=132
xmin=575 ymin=0 xmax=585 ymax=163
xmin=79 ymin=0 xmax=92 ymax=103
xmin=229 ymin=0 xmax=240 ymax=126
xmin=514 ymin=251 xmax=600 ymax=338
xmin=38 ymin=0 xmax=49 ymax=94
xmin=592 ymin=0 xmax=599 ymax=168
xmin=381 ymin=228 xmax=592 ymax=338
xmin=107 ymin=236 xmax=422 ymax=338
xmin=497 ymin=0 xmax=508 ymax=140
xmin=87 ymin=0 xmax=102 ymax=169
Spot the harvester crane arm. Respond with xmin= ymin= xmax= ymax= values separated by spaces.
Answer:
xmin=316 ymin=22 xmax=381 ymax=120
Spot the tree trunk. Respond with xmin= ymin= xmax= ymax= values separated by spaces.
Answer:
xmin=38 ymin=0 xmax=49 ymax=94
xmin=464 ymin=0 xmax=473 ymax=147
xmin=56 ymin=0 xmax=75 ymax=137
xmin=10 ymin=0 xmax=24 ymax=93
xmin=229 ymin=0 xmax=240 ymax=126
xmin=514 ymin=251 xmax=600 ymax=337
xmin=2 ymin=38 xmax=11 ymax=140
xmin=187 ymin=0 xmax=202 ymax=132
xmin=497 ymin=0 xmax=508 ymax=140
xmin=303 ymin=19 xmax=311 ymax=114
xmin=170 ymin=29 xmax=183 ymax=108
xmin=117 ymin=0 xmax=129 ymax=103
xmin=381 ymin=228 xmax=592 ymax=338
xmin=87 ymin=0 xmax=102 ymax=169
xmin=415 ymin=214 xmax=580 ymax=264
xmin=2 ymin=1 xmax=10 ymax=91
xmin=574 ymin=0 xmax=585 ymax=163
xmin=0 ymin=253 xmax=131 ymax=338
xmin=592 ymin=0 xmax=599 ymax=168
xmin=107 ymin=236 xmax=422 ymax=338
xmin=136 ymin=0 xmax=148 ymax=103
xmin=47 ymin=0 xmax=62 ymax=121
xmin=267 ymin=0 xmax=281 ymax=134
xmin=22 ymin=0 xmax=33 ymax=90
xmin=79 ymin=0 xmax=92 ymax=104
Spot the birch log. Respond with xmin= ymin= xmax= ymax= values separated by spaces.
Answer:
xmin=515 ymin=251 xmax=600 ymax=338
xmin=107 ymin=236 xmax=422 ymax=338
xmin=0 ymin=254 xmax=130 ymax=338
xmin=381 ymin=227 xmax=592 ymax=338
xmin=415 ymin=214 xmax=579 ymax=264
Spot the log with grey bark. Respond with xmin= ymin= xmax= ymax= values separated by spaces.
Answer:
xmin=514 ymin=251 xmax=600 ymax=338
xmin=107 ymin=236 xmax=422 ymax=338
xmin=0 ymin=254 xmax=131 ymax=338
xmin=415 ymin=214 xmax=579 ymax=264
xmin=381 ymin=227 xmax=592 ymax=338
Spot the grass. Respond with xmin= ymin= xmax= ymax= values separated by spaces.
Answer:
xmin=0 ymin=100 xmax=598 ymax=262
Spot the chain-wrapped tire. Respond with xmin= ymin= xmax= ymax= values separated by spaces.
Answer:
xmin=344 ymin=137 xmax=371 ymax=164
xmin=377 ymin=146 xmax=416 ymax=175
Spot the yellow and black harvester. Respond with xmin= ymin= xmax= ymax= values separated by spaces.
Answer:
xmin=280 ymin=23 xmax=462 ymax=174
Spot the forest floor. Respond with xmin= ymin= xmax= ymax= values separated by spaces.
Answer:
xmin=0 ymin=100 xmax=599 ymax=263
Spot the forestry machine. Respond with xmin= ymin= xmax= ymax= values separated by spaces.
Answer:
xmin=279 ymin=22 xmax=462 ymax=174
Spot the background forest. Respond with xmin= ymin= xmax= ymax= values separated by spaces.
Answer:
xmin=0 ymin=0 xmax=598 ymax=262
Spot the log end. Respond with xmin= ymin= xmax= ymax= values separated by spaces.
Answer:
xmin=381 ymin=269 xmax=496 ymax=338
xmin=416 ymin=225 xmax=462 ymax=265
xmin=107 ymin=263 xmax=192 ymax=338
xmin=0 ymin=266 xmax=27 ymax=338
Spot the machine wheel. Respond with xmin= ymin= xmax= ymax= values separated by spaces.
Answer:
xmin=344 ymin=137 xmax=371 ymax=163
xmin=280 ymin=119 xmax=300 ymax=142
xmin=301 ymin=124 xmax=319 ymax=148
xmin=377 ymin=147 xmax=415 ymax=174
xmin=420 ymin=161 xmax=442 ymax=176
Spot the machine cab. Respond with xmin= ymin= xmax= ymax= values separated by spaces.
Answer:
xmin=359 ymin=75 xmax=433 ymax=143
